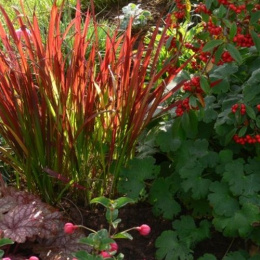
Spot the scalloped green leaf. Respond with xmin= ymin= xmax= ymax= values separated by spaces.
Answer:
xmin=208 ymin=182 xmax=240 ymax=217
xmin=155 ymin=231 xmax=193 ymax=260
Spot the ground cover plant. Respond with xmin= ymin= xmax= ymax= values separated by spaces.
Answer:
xmin=116 ymin=0 xmax=260 ymax=259
xmin=0 ymin=0 xmax=260 ymax=259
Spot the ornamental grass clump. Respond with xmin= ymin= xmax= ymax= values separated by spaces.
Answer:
xmin=0 ymin=0 xmax=190 ymax=204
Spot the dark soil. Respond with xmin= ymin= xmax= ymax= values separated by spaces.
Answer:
xmin=69 ymin=202 xmax=248 ymax=260
xmin=79 ymin=203 xmax=171 ymax=260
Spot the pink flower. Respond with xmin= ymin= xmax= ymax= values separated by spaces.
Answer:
xmin=28 ymin=257 xmax=39 ymax=260
xmin=136 ymin=224 xmax=151 ymax=236
xmin=15 ymin=27 xmax=31 ymax=40
xmin=2 ymin=258 xmax=12 ymax=260
xmin=109 ymin=242 xmax=118 ymax=252
xmin=64 ymin=222 xmax=77 ymax=234
xmin=100 ymin=251 xmax=111 ymax=258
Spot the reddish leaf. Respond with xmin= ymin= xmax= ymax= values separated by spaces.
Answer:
xmin=0 ymin=203 xmax=43 ymax=243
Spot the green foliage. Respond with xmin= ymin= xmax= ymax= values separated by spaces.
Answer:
xmin=116 ymin=0 xmax=260 ymax=259
xmin=156 ymin=217 xmax=211 ymax=260
xmin=0 ymin=237 xmax=14 ymax=258
xmin=117 ymin=157 xmax=160 ymax=200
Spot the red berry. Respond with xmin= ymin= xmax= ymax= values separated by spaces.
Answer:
xmin=136 ymin=224 xmax=151 ymax=236
xmin=257 ymin=104 xmax=260 ymax=111
xmin=100 ymin=251 xmax=111 ymax=258
xmin=109 ymin=242 xmax=118 ymax=252
xmin=64 ymin=223 xmax=77 ymax=234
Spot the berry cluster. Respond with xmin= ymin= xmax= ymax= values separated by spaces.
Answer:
xmin=218 ymin=0 xmax=229 ymax=4
xmin=183 ymin=76 xmax=203 ymax=94
xmin=233 ymin=134 xmax=260 ymax=145
xmin=185 ymin=43 xmax=200 ymax=52
xmin=176 ymin=98 xmax=190 ymax=117
xmin=231 ymin=103 xmax=246 ymax=115
xmin=205 ymin=20 xmax=222 ymax=36
xmin=228 ymin=4 xmax=246 ymax=14
xmin=218 ymin=0 xmax=246 ymax=13
xmin=199 ymin=51 xmax=211 ymax=62
xmin=173 ymin=0 xmax=187 ymax=20
xmin=211 ymin=51 xmax=234 ymax=65
xmin=233 ymin=33 xmax=254 ymax=47
xmin=191 ymin=60 xmax=203 ymax=70
xmin=194 ymin=2 xmax=211 ymax=14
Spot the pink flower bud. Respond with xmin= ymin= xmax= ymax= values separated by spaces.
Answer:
xmin=64 ymin=222 xmax=77 ymax=234
xmin=136 ymin=224 xmax=151 ymax=236
xmin=2 ymin=258 xmax=11 ymax=260
xmin=109 ymin=242 xmax=118 ymax=252
xmin=29 ymin=257 xmax=39 ymax=260
xmin=100 ymin=251 xmax=111 ymax=258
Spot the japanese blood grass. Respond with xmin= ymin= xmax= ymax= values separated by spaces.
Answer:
xmin=0 ymin=0 xmax=190 ymax=204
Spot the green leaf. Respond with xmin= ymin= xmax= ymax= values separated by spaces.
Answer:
xmin=210 ymin=63 xmax=238 ymax=78
xmin=149 ymin=177 xmax=181 ymax=219
xmin=200 ymin=76 xmax=210 ymax=94
xmin=250 ymin=11 xmax=260 ymax=25
xmin=224 ymin=128 xmax=237 ymax=145
xmin=90 ymin=197 xmax=111 ymax=208
xmin=223 ymin=251 xmax=249 ymax=260
xmin=203 ymin=40 xmax=224 ymax=52
xmin=238 ymin=126 xmax=247 ymax=137
xmin=205 ymin=0 xmax=214 ymax=9
xmin=250 ymin=30 xmax=260 ymax=55
xmin=246 ymin=105 xmax=256 ymax=120
xmin=213 ymin=203 xmax=260 ymax=237
xmin=155 ymin=231 xmax=193 ymax=260
xmin=180 ymin=160 xmax=211 ymax=200
xmin=112 ymin=218 xmax=121 ymax=229
xmin=182 ymin=111 xmax=198 ymax=138
xmin=208 ymin=182 xmax=240 ymax=217
xmin=226 ymin=44 xmax=242 ymax=64
xmin=75 ymin=251 xmax=106 ymax=260
xmin=214 ymin=44 xmax=225 ymax=64
xmin=112 ymin=232 xmax=133 ymax=240
xmin=246 ymin=68 xmax=260 ymax=85
xmin=223 ymin=159 xmax=245 ymax=196
xmin=189 ymin=139 xmax=209 ymax=158
xmin=219 ymin=150 xmax=233 ymax=164
xmin=0 ymin=238 xmax=14 ymax=247
xmin=156 ymin=130 xmax=182 ymax=152
xmin=214 ymin=5 xmax=227 ymax=18
xmin=75 ymin=251 xmax=98 ymax=260
xmin=211 ymin=78 xmax=230 ymax=94
xmin=118 ymin=157 xmax=160 ymax=199
xmin=106 ymin=208 xmax=118 ymax=222
xmin=0 ymin=250 xmax=4 ymax=258
xmin=172 ymin=216 xmax=211 ymax=243
xmin=229 ymin=23 xmax=237 ymax=40
xmin=198 ymin=253 xmax=217 ymax=260
xmin=114 ymin=197 xmax=135 ymax=209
